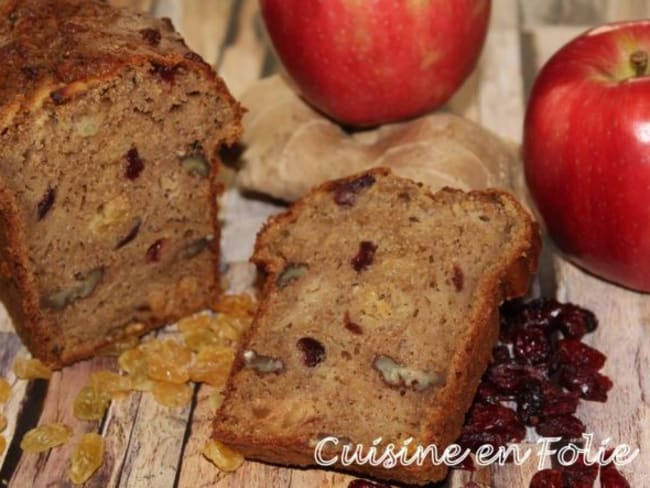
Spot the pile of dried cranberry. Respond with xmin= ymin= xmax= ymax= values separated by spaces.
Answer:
xmin=457 ymin=298 xmax=630 ymax=488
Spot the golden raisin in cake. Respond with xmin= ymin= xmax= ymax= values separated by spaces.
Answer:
xmin=0 ymin=0 xmax=242 ymax=367
xmin=214 ymin=168 xmax=540 ymax=485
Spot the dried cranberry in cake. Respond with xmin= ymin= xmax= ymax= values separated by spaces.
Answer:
xmin=332 ymin=173 xmax=376 ymax=206
xmin=450 ymin=264 xmax=464 ymax=291
xmin=150 ymin=61 xmax=181 ymax=83
xmin=351 ymin=240 xmax=377 ymax=272
xmin=146 ymin=239 xmax=166 ymax=262
xmin=139 ymin=27 xmax=161 ymax=45
xmin=125 ymin=147 xmax=144 ymax=179
xmin=37 ymin=186 xmax=56 ymax=220
xmin=115 ymin=218 xmax=141 ymax=249
xmin=343 ymin=311 xmax=363 ymax=335
xmin=296 ymin=337 xmax=326 ymax=367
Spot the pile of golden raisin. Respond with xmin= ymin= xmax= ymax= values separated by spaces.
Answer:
xmin=7 ymin=293 xmax=255 ymax=485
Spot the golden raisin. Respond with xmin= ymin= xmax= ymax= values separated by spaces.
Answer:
xmin=189 ymin=347 xmax=235 ymax=387
xmin=73 ymin=386 xmax=110 ymax=421
xmin=182 ymin=328 xmax=221 ymax=352
xmin=20 ymin=423 xmax=72 ymax=452
xmin=98 ymin=335 xmax=140 ymax=356
xmin=209 ymin=314 xmax=248 ymax=345
xmin=214 ymin=293 xmax=256 ymax=318
xmin=0 ymin=413 xmax=7 ymax=432
xmin=0 ymin=377 xmax=11 ymax=403
xmin=207 ymin=390 xmax=224 ymax=412
xmin=69 ymin=433 xmax=105 ymax=484
xmin=118 ymin=348 xmax=152 ymax=391
xmin=13 ymin=357 xmax=52 ymax=380
xmin=90 ymin=371 xmax=131 ymax=399
xmin=177 ymin=313 xmax=212 ymax=334
xmin=151 ymin=381 xmax=192 ymax=408
xmin=143 ymin=339 xmax=191 ymax=384
xmin=202 ymin=439 xmax=244 ymax=472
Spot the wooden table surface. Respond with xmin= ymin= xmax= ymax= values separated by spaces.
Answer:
xmin=1 ymin=1 xmax=650 ymax=487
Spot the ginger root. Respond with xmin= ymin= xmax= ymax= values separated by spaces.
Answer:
xmin=236 ymin=75 xmax=516 ymax=201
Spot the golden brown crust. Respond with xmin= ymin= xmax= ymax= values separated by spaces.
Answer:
xmin=214 ymin=168 xmax=540 ymax=485
xmin=0 ymin=0 xmax=244 ymax=139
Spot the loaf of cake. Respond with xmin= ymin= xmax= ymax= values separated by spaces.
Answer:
xmin=0 ymin=0 xmax=242 ymax=367
xmin=214 ymin=168 xmax=540 ymax=485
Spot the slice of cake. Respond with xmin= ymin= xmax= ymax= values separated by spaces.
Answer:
xmin=0 ymin=0 xmax=242 ymax=367
xmin=213 ymin=168 xmax=540 ymax=484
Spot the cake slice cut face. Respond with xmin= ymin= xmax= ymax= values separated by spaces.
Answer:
xmin=214 ymin=168 xmax=540 ymax=484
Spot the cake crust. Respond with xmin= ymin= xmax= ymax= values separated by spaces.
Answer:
xmin=214 ymin=168 xmax=540 ymax=485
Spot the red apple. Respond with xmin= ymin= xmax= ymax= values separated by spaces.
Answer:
xmin=524 ymin=20 xmax=650 ymax=292
xmin=260 ymin=0 xmax=490 ymax=127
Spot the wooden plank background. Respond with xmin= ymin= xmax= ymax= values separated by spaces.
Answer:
xmin=1 ymin=1 xmax=649 ymax=486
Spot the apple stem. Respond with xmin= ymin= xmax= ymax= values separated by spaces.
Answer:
xmin=630 ymin=50 xmax=648 ymax=76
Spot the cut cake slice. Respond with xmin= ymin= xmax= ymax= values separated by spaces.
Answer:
xmin=214 ymin=168 xmax=539 ymax=484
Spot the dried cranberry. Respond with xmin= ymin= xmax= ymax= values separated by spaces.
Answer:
xmin=492 ymin=344 xmax=512 ymax=364
xmin=332 ymin=174 xmax=376 ymax=206
xmin=561 ymin=454 xmax=599 ymax=487
xmin=556 ymin=339 xmax=606 ymax=371
xmin=37 ymin=186 xmax=56 ymax=220
xmin=347 ymin=480 xmax=390 ymax=488
xmin=541 ymin=384 xmax=579 ymax=417
xmin=559 ymin=366 xmax=612 ymax=402
xmin=296 ymin=337 xmax=326 ymax=367
xmin=458 ymin=403 xmax=525 ymax=450
xmin=535 ymin=414 xmax=585 ymax=439
xmin=149 ymin=61 xmax=180 ymax=83
xmin=502 ymin=298 xmax=562 ymax=344
xmin=516 ymin=381 xmax=545 ymax=426
xmin=125 ymin=148 xmax=144 ymax=179
xmin=116 ymin=218 xmax=141 ymax=249
xmin=486 ymin=363 xmax=531 ymax=394
xmin=344 ymin=312 xmax=363 ymax=335
xmin=351 ymin=241 xmax=377 ymax=272
xmin=556 ymin=304 xmax=598 ymax=339
xmin=21 ymin=65 xmax=41 ymax=80
xmin=600 ymin=450 xmax=631 ymax=488
xmin=529 ymin=469 xmax=564 ymax=488
xmin=49 ymin=88 xmax=68 ymax=105
xmin=146 ymin=239 xmax=165 ymax=262
xmin=139 ymin=28 xmax=161 ymax=45
xmin=451 ymin=265 xmax=464 ymax=291
xmin=456 ymin=455 xmax=476 ymax=471
xmin=514 ymin=326 xmax=551 ymax=365
xmin=475 ymin=381 xmax=508 ymax=405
